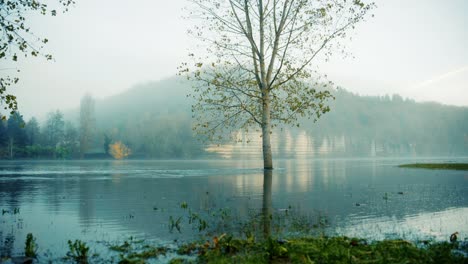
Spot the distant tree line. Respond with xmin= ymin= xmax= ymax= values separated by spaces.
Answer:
xmin=0 ymin=94 xmax=132 ymax=159
xmin=0 ymin=85 xmax=466 ymax=160
xmin=0 ymin=92 xmax=204 ymax=159
xmin=302 ymin=89 xmax=468 ymax=156
xmin=0 ymin=110 xmax=79 ymax=159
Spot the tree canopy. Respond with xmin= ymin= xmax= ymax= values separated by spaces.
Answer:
xmin=181 ymin=0 xmax=374 ymax=168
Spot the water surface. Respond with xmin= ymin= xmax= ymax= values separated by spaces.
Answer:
xmin=0 ymin=158 xmax=467 ymax=260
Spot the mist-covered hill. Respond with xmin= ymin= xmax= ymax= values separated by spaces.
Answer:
xmin=96 ymin=77 xmax=191 ymax=124
xmin=305 ymin=90 xmax=468 ymax=157
xmin=85 ymin=77 xmax=467 ymax=158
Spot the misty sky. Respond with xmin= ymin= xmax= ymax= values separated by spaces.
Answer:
xmin=9 ymin=0 xmax=468 ymax=119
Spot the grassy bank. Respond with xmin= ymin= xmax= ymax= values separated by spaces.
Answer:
xmin=398 ymin=163 xmax=468 ymax=170
xmin=169 ymin=236 xmax=467 ymax=264
xmin=3 ymin=200 xmax=467 ymax=263
xmin=3 ymin=233 xmax=467 ymax=263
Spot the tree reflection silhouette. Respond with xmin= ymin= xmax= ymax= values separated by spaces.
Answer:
xmin=262 ymin=169 xmax=273 ymax=238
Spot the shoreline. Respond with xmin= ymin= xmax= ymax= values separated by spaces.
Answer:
xmin=2 ymin=234 xmax=467 ymax=263
xmin=398 ymin=163 xmax=468 ymax=170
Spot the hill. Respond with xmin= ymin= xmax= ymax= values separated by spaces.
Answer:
xmin=87 ymin=77 xmax=467 ymax=158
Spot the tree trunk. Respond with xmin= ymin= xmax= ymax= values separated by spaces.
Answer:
xmin=261 ymin=91 xmax=273 ymax=169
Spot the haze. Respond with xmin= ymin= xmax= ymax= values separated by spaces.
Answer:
xmin=9 ymin=0 xmax=468 ymax=119
xmin=1 ymin=0 xmax=468 ymax=261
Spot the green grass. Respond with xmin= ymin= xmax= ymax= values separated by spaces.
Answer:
xmin=398 ymin=163 xmax=468 ymax=170
xmin=181 ymin=236 xmax=467 ymax=264
xmin=126 ymin=246 xmax=167 ymax=259
xmin=24 ymin=233 xmax=37 ymax=258
xmin=3 ymin=234 xmax=466 ymax=263
xmin=66 ymin=239 xmax=90 ymax=264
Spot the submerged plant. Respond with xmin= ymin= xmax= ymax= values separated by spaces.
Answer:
xmin=126 ymin=246 xmax=168 ymax=259
xmin=24 ymin=233 xmax=38 ymax=258
xmin=109 ymin=240 xmax=132 ymax=253
xmin=188 ymin=211 xmax=208 ymax=232
xmin=383 ymin=192 xmax=389 ymax=201
xmin=67 ymin=239 xmax=90 ymax=264
xmin=169 ymin=216 xmax=182 ymax=233
xmin=118 ymin=256 xmax=146 ymax=264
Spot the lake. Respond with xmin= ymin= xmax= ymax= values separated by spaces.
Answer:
xmin=0 ymin=158 xmax=467 ymax=261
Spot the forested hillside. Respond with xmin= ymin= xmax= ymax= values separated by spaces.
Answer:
xmin=303 ymin=89 xmax=468 ymax=156
xmin=1 ymin=77 xmax=467 ymax=159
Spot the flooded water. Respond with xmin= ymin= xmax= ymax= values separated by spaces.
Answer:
xmin=0 ymin=158 xmax=467 ymax=261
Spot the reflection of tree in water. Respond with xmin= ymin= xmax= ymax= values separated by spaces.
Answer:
xmin=0 ymin=232 xmax=15 ymax=258
xmin=0 ymin=165 xmax=23 ymax=209
xmin=0 ymin=180 xmax=25 ymax=211
xmin=48 ymin=180 xmax=63 ymax=213
xmin=259 ymin=169 xmax=332 ymax=239
xmin=110 ymin=160 xmax=127 ymax=184
xmin=262 ymin=170 xmax=272 ymax=238
xmin=79 ymin=173 xmax=95 ymax=227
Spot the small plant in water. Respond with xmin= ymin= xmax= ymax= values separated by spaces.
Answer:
xmin=169 ymin=216 xmax=182 ymax=233
xmin=383 ymin=192 xmax=389 ymax=201
xmin=109 ymin=240 xmax=132 ymax=253
xmin=67 ymin=239 xmax=90 ymax=264
xmin=25 ymin=233 xmax=38 ymax=258
xmin=188 ymin=210 xmax=209 ymax=232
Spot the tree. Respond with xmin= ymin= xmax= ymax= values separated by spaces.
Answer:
xmin=60 ymin=121 xmax=78 ymax=158
xmin=109 ymin=141 xmax=131 ymax=160
xmin=43 ymin=110 xmax=64 ymax=147
xmin=103 ymin=134 xmax=111 ymax=156
xmin=79 ymin=94 xmax=95 ymax=158
xmin=181 ymin=0 xmax=374 ymax=169
xmin=6 ymin=112 xmax=27 ymax=158
xmin=0 ymin=0 xmax=74 ymax=119
xmin=0 ymin=119 xmax=7 ymax=147
xmin=25 ymin=117 xmax=40 ymax=145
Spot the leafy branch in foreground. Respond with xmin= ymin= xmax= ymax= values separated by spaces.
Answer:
xmin=0 ymin=0 xmax=75 ymax=119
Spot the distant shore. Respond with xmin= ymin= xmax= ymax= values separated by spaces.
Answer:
xmin=398 ymin=163 xmax=468 ymax=170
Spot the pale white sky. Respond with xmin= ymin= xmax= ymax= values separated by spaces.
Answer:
xmin=8 ymin=0 xmax=468 ymax=119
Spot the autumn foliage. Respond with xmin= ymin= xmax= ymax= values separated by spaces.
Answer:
xmin=109 ymin=141 xmax=131 ymax=160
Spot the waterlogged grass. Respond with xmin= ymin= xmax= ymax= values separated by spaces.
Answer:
xmin=66 ymin=239 xmax=90 ymax=264
xmin=2 ymin=202 xmax=467 ymax=263
xmin=173 ymin=236 xmax=467 ymax=264
xmin=398 ymin=163 xmax=468 ymax=170
xmin=3 ymin=235 xmax=466 ymax=263
xmin=107 ymin=237 xmax=169 ymax=263
xmin=127 ymin=246 xmax=168 ymax=259
xmin=109 ymin=240 xmax=132 ymax=253
xmin=24 ymin=233 xmax=38 ymax=258
xmin=2 ymin=229 xmax=467 ymax=263
xmin=105 ymin=234 xmax=468 ymax=263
